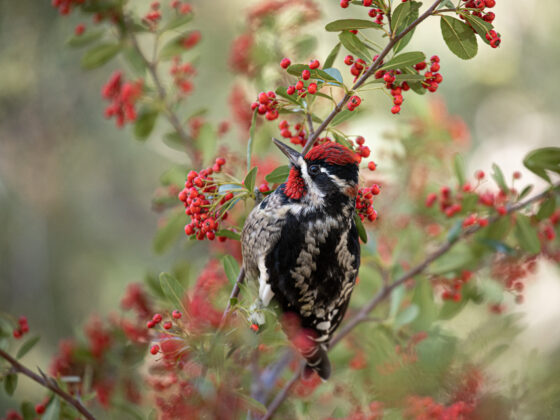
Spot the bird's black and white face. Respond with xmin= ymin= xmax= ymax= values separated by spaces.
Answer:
xmin=273 ymin=139 xmax=360 ymax=208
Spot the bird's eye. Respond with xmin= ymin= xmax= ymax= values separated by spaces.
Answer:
xmin=308 ymin=165 xmax=320 ymax=176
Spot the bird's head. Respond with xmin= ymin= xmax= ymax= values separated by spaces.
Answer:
xmin=273 ymin=138 xmax=360 ymax=207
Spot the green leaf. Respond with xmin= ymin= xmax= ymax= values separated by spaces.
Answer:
xmin=523 ymin=147 xmax=560 ymax=183
xmin=133 ymin=109 xmax=158 ymax=140
xmin=324 ymin=42 xmax=341 ymax=68
xmin=394 ymin=304 xmax=420 ymax=328
xmin=162 ymin=13 xmax=193 ymax=31
xmin=412 ymin=278 xmax=438 ymax=330
xmin=153 ymin=209 xmax=185 ymax=254
xmin=518 ymin=185 xmax=534 ymax=201
xmin=247 ymin=110 xmax=257 ymax=172
xmin=322 ymin=68 xmax=344 ymax=84
xmin=431 ymin=243 xmax=475 ymax=275
xmin=453 ymin=154 xmax=466 ymax=187
xmin=81 ymin=43 xmax=121 ymax=69
xmin=21 ymin=402 xmax=35 ymax=420
xmin=439 ymin=298 xmax=468 ymax=320
xmin=198 ymin=123 xmax=217 ymax=165
xmin=391 ymin=1 xmax=421 ymax=53
xmin=42 ymin=398 xmax=60 ymax=420
xmin=326 ymin=19 xmax=382 ymax=32
xmin=16 ymin=336 xmax=40 ymax=359
xmin=159 ymin=34 xmax=189 ymax=60
xmin=215 ymin=229 xmax=241 ymax=240
xmin=286 ymin=65 xmax=340 ymax=83
xmin=462 ymin=13 xmax=493 ymax=44
xmin=123 ymin=47 xmax=148 ymax=77
xmin=491 ymin=163 xmax=508 ymax=192
xmin=159 ymin=272 xmax=186 ymax=312
xmin=354 ymin=213 xmax=368 ymax=243
xmin=244 ymin=167 xmax=258 ymax=192
xmin=514 ymin=214 xmax=541 ymax=254
xmin=380 ymin=51 xmax=425 ymax=70
xmin=394 ymin=73 xmax=425 ymax=82
xmin=66 ymin=29 xmax=104 ymax=48
xmin=265 ymin=165 xmax=290 ymax=184
xmin=389 ymin=284 xmax=405 ymax=318
xmin=4 ymin=373 xmax=17 ymax=396
xmin=440 ymin=16 xmax=478 ymax=60
xmin=163 ymin=131 xmax=187 ymax=152
xmin=222 ymin=255 xmax=240 ymax=284
xmin=536 ymin=198 xmax=556 ymax=221
xmin=330 ymin=108 xmax=357 ymax=127
xmin=338 ymin=32 xmax=371 ymax=62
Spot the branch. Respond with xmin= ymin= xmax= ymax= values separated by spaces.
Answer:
xmin=261 ymin=367 xmax=302 ymax=420
xmin=126 ymin=20 xmax=201 ymax=167
xmin=300 ymin=0 xmax=444 ymax=156
xmin=262 ymin=182 xmax=559 ymax=418
xmin=0 ymin=348 xmax=96 ymax=420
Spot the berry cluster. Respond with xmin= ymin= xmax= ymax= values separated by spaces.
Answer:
xmin=178 ymin=158 xmax=235 ymax=241
xmin=278 ymin=119 xmax=308 ymax=146
xmin=51 ymin=0 xmax=84 ymax=15
xmin=12 ymin=316 xmax=29 ymax=339
xmin=438 ymin=270 xmax=473 ymax=302
xmin=251 ymin=91 xmax=279 ymax=121
xmin=102 ymin=71 xmax=143 ymax=127
xmin=404 ymin=396 xmax=475 ymax=420
xmin=143 ymin=2 xmax=162 ymax=29
xmin=491 ymin=256 xmax=537 ymax=306
xmin=285 ymin=59 xmax=323 ymax=98
xmin=170 ymin=0 xmax=192 ymax=15
xmin=367 ymin=7 xmax=385 ymax=25
xmin=461 ymin=0 xmax=501 ymax=48
xmin=356 ymin=184 xmax=379 ymax=223
xmin=147 ymin=310 xmax=182 ymax=330
xmin=170 ymin=56 xmax=196 ymax=96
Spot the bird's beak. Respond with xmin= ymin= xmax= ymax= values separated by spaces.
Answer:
xmin=272 ymin=138 xmax=302 ymax=167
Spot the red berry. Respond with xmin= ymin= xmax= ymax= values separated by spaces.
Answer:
xmin=172 ymin=310 xmax=182 ymax=319
xmin=302 ymin=70 xmax=311 ymax=80
xmin=250 ymin=323 xmax=259 ymax=332
xmin=356 ymin=136 xmax=365 ymax=145
xmin=75 ymin=24 xmax=86 ymax=36
xmin=287 ymin=85 xmax=296 ymax=95
xmin=363 ymin=0 xmax=373 ymax=5
xmin=391 ymin=105 xmax=401 ymax=114
xmin=147 ymin=320 xmax=156 ymax=328
xmin=309 ymin=59 xmax=320 ymax=69
xmin=370 ymin=184 xmax=380 ymax=195
xmin=152 ymin=313 xmax=163 ymax=323
xmin=344 ymin=55 xmax=354 ymax=65
xmin=475 ymin=170 xmax=485 ymax=180
xmin=13 ymin=329 xmax=22 ymax=339
xmin=150 ymin=344 xmax=160 ymax=355
xmin=307 ymin=83 xmax=317 ymax=94
xmin=280 ymin=57 xmax=291 ymax=69
xmin=163 ymin=321 xmax=172 ymax=330
xmin=340 ymin=0 xmax=349 ymax=7
xmin=35 ymin=404 xmax=46 ymax=415
xmin=368 ymin=161 xmax=376 ymax=171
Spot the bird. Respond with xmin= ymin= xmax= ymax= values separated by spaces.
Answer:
xmin=241 ymin=138 xmax=361 ymax=380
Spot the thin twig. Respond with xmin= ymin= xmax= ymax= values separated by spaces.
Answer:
xmin=306 ymin=113 xmax=315 ymax=139
xmin=0 ymin=348 xmax=96 ymax=420
xmin=262 ymin=182 xmax=559 ymax=418
xmin=261 ymin=367 xmax=302 ymax=420
xmin=219 ymin=267 xmax=246 ymax=329
xmin=300 ymin=0 xmax=444 ymax=156
xmin=126 ymin=20 xmax=201 ymax=167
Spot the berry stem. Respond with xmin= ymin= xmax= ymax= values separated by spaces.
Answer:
xmin=300 ymin=0 xmax=445 ymax=156
xmin=0 ymin=348 xmax=96 ymax=420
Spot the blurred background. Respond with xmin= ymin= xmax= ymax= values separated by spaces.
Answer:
xmin=1 ymin=0 xmax=559 ymax=413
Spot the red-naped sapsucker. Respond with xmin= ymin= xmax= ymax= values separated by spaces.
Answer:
xmin=241 ymin=139 xmax=361 ymax=380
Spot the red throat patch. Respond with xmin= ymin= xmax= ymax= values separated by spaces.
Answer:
xmin=285 ymin=167 xmax=306 ymax=200
xmin=304 ymin=142 xmax=359 ymax=166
